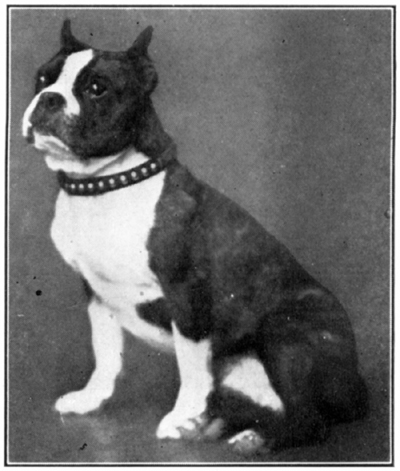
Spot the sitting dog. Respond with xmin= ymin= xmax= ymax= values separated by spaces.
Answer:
xmin=22 ymin=20 xmax=368 ymax=453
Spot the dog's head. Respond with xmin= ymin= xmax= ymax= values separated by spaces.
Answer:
xmin=22 ymin=20 xmax=158 ymax=164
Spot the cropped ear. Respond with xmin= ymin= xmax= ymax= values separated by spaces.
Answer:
xmin=127 ymin=26 xmax=154 ymax=58
xmin=60 ymin=19 xmax=88 ymax=53
xmin=127 ymin=26 xmax=157 ymax=94
xmin=138 ymin=60 xmax=158 ymax=94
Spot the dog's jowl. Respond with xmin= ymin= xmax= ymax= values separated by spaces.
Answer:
xmin=22 ymin=20 xmax=368 ymax=453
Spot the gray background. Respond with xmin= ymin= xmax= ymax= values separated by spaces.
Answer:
xmin=9 ymin=7 xmax=391 ymax=463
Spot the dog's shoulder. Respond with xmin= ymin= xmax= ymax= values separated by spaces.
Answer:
xmin=159 ymin=160 xmax=202 ymax=215
xmin=150 ymin=157 xmax=278 ymax=277
xmin=160 ymin=159 xmax=277 ymax=252
xmin=159 ymin=159 xmax=262 ymax=231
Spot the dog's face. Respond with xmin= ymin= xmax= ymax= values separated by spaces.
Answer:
xmin=22 ymin=20 xmax=157 ymax=161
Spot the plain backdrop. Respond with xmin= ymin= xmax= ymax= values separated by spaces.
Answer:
xmin=8 ymin=7 xmax=392 ymax=463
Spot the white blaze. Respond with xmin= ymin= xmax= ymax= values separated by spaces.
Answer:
xmin=22 ymin=49 xmax=94 ymax=138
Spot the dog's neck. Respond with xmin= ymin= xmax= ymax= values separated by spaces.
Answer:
xmin=45 ymin=146 xmax=150 ymax=179
xmin=51 ymin=142 xmax=177 ymax=196
xmin=132 ymin=100 xmax=173 ymax=160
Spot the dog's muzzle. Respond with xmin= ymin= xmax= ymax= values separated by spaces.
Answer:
xmin=30 ymin=92 xmax=66 ymax=127
xmin=24 ymin=91 xmax=67 ymax=144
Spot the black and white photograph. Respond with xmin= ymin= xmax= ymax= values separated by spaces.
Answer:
xmin=6 ymin=5 xmax=393 ymax=464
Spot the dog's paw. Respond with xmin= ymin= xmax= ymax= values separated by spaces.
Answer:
xmin=228 ymin=429 xmax=266 ymax=454
xmin=55 ymin=388 xmax=108 ymax=415
xmin=156 ymin=410 xmax=210 ymax=440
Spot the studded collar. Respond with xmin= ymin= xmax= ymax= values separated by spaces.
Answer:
xmin=57 ymin=146 xmax=176 ymax=196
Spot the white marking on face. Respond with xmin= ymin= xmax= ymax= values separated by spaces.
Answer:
xmin=33 ymin=133 xmax=76 ymax=161
xmin=222 ymin=356 xmax=284 ymax=412
xmin=22 ymin=49 xmax=94 ymax=138
xmin=156 ymin=324 xmax=214 ymax=438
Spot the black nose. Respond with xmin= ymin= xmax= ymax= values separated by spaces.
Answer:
xmin=37 ymin=92 xmax=66 ymax=112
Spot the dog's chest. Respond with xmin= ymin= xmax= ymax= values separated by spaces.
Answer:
xmin=51 ymin=173 xmax=165 ymax=311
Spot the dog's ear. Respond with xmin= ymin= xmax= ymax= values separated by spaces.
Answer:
xmin=61 ymin=19 xmax=88 ymax=53
xmin=137 ymin=60 xmax=158 ymax=94
xmin=127 ymin=26 xmax=154 ymax=57
xmin=128 ymin=26 xmax=158 ymax=94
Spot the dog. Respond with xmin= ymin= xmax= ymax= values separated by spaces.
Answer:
xmin=22 ymin=20 xmax=368 ymax=454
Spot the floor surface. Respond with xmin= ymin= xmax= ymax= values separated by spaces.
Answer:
xmin=8 ymin=318 xmax=390 ymax=464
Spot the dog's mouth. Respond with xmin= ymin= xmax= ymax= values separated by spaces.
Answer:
xmin=28 ymin=128 xmax=123 ymax=176
xmin=32 ymin=131 xmax=73 ymax=155
xmin=24 ymin=112 xmax=78 ymax=159
xmin=24 ymin=113 xmax=65 ymax=145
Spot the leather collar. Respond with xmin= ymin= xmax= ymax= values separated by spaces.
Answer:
xmin=57 ymin=146 xmax=176 ymax=196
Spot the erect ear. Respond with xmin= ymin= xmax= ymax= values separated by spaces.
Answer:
xmin=127 ymin=26 xmax=157 ymax=94
xmin=127 ymin=26 xmax=154 ymax=58
xmin=60 ymin=19 xmax=88 ymax=53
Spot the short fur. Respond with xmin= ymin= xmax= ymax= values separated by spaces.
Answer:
xmin=22 ymin=20 xmax=368 ymax=453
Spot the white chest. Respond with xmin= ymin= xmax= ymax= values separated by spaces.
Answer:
xmin=51 ymin=172 xmax=171 ymax=347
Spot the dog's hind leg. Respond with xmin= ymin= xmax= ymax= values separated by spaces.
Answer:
xmin=156 ymin=322 xmax=215 ymax=439
xmin=220 ymin=355 xmax=284 ymax=413
xmin=264 ymin=342 xmax=329 ymax=449
xmin=207 ymin=355 xmax=285 ymax=452
xmin=55 ymin=297 xmax=123 ymax=414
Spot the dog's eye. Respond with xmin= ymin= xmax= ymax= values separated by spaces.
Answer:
xmin=86 ymin=79 xmax=107 ymax=98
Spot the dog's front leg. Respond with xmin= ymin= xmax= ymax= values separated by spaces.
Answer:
xmin=55 ymin=297 xmax=123 ymax=414
xmin=156 ymin=322 xmax=214 ymax=439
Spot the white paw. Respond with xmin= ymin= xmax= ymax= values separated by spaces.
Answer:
xmin=156 ymin=410 xmax=207 ymax=440
xmin=55 ymin=388 xmax=110 ymax=415
xmin=228 ymin=429 xmax=265 ymax=454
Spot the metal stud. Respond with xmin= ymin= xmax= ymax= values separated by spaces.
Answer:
xmin=61 ymin=160 xmax=168 ymax=196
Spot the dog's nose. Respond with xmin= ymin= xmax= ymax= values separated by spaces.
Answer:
xmin=28 ymin=92 xmax=67 ymax=134
xmin=37 ymin=92 xmax=66 ymax=112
